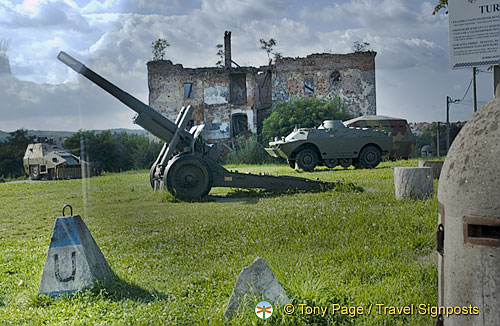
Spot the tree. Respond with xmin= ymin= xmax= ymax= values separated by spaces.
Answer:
xmin=259 ymin=38 xmax=277 ymax=62
xmin=215 ymin=44 xmax=224 ymax=67
xmin=261 ymin=98 xmax=353 ymax=143
xmin=353 ymin=41 xmax=371 ymax=53
xmin=0 ymin=129 xmax=35 ymax=179
xmin=433 ymin=0 xmax=448 ymax=15
xmin=151 ymin=38 xmax=170 ymax=61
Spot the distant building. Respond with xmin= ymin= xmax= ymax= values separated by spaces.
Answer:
xmin=147 ymin=32 xmax=377 ymax=143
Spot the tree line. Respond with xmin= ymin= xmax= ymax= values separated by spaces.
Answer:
xmin=0 ymin=129 xmax=162 ymax=180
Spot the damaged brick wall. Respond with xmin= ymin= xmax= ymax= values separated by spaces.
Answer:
xmin=147 ymin=51 xmax=377 ymax=143
xmin=271 ymin=52 xmax=377 ymax=117
xmin=147 ymin=60 xmax=258 ymax=143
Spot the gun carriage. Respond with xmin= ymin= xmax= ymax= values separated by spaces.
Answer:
xmin=57 ymin=51 xmax=335 ymax=199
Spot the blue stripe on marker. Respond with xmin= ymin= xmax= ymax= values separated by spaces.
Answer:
xmin=49 ymin=217 xmax=81 ymax=248
xmin=46 ymin=289 xmax=77 ymax=298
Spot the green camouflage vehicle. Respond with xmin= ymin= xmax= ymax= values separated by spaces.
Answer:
xmin=265 ymin=120 xmax=392 ymax=171
xmin=343 ymin=115 xmax=415 ymax=159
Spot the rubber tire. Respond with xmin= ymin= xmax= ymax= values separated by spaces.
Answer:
xmin=295 ymin=149 xmax=318 ymax=172
xmin=324 ymin=159 xmax=338 ymax=168
xmin=30 ymin=165 xmax=41 ymax=180
xmin=338 ymin=158 xmax=352 ymax=169
xmin=358 ymin=145 xmax=382 ymax=169
xmin=164 ymin=155 xmax=212 ymax=200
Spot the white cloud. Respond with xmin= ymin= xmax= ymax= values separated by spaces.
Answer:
xmin=0 ymin=0 xmax=494 ymax=132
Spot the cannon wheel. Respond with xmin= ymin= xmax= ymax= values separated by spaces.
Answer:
xmin=164 ymin=155 xmax=212 ymax=200
xmin=324 ymin=158 xmax=338 ymax=168
xmin=295 ymin=149 xmax=318 ymax=171
xmin=358 ymin=145 xmax=381 ymax=169
xmin=149 ymin=164 xmax=156 ymax=189
xmin=29 ymin=165 xmax=42 ymax=180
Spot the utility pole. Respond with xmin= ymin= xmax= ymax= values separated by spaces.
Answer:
xmin=446 ymin=96 xmax=451 ymax=153
xmin=494 ymin=66 xmax=500 ymax=99
xmin=472 ymin=67 xmax=477 ymax=113
xmin=437 ymin=121 xmax=440 ymax=157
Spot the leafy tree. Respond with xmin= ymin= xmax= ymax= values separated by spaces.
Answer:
xmin=412 ymin=122 xmax=464 ymax=157
xmin=215 ymin=44 xmax=224 ymax=67
xmin=152 ymin=38 xmax=170 ymax=61
xmin=433 ymin=0 xmax=448 ymax=14
xmin=259 ymin=38 xmax=277 ymax=62
xmin=226 ymin=134 xmax=278 ymax=164
xmin=353 ymin=41 xmax=371 ymax=53
xmin=64 ymin=131 xmax=162 ymax=172
xmin=0 ymin=129 xmax=35 ymax=179
xmin=261 ymin=97 xmax=353 ymax=144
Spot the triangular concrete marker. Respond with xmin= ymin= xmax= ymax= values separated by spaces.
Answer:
xmin=224 ymin=257 xmax=290 ymax=319
xmin=38 ymin=214 xmax=114 ymax=297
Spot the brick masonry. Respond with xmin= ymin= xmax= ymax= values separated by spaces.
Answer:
xmin=147 ymin=52 xmax=376 ymax=142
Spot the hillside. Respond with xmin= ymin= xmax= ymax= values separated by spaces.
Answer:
xmin=0 ymin=129 xmax=149 ymax=143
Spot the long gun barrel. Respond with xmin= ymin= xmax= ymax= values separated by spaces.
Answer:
xmin=57 ymin=51 xmax=192 ymax=146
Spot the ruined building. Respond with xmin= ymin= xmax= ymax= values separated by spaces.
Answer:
xmin=147 ymin=32 xmax=376 ymax=143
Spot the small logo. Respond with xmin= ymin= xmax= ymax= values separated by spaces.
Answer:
xmin=255 ymin=301 xmax=273 ymax=320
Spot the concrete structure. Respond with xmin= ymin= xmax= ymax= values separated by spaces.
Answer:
xmin=437 ymin=97 xmax=500 ymax=326
xmin=224 ymin=257 xmax=289 ymax=319
xmin=418 ymin=160 xmax=444 ymax=179
xmin=38 ymin=209 xmax=113 ymax=297
xmin=392 ymin=167 xmax=433 ymax=200
xmin=147 ymin=32 xmax=376 ymax=144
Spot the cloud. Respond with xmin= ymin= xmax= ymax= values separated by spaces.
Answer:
xmin=0 ymin=0 xmax=492 ymax=132
xmin=0 ymin=74 xmax=139 ymax=131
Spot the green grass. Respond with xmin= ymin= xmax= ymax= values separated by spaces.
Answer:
xmin=0 ymin=160 xmax=438 ymax=325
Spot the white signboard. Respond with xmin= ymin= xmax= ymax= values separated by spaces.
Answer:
xmin=449 ymin=0 xmax=500 ymax=69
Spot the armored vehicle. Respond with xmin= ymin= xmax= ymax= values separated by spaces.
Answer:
xmin=23 ymin=143 xmax=95 ymax=180
xmin=265 ymin=120 xmax=392 ymax=171
xmin=343 ymin=115 xmax=415 ymax=159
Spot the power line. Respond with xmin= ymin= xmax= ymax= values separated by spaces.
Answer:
xmin=455 ymin=78 xmax=473 ymax=103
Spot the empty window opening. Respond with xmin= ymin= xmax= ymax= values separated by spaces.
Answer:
xmin=304 ymin=78 xmax=314 ymax=94
xmin=464 ymin=216 xmax=500 ymax=247
xmin=232 ymin=113 xmax=248 ymax=137
xmin=184 ymin=83 xmax=194 ymax=98
xmin=230 ymin=73 xmax=247 ymax=104
xmin=330 ymin=71 xmax=341 ymax=84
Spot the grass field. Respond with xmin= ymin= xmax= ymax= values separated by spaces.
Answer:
xmin=0 ymin=160 xmax=438 ymax=325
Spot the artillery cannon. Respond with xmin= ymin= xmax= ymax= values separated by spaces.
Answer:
xmin=57 ymin=51 xmax=336 ymax=199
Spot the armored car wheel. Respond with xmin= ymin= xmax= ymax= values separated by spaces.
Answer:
xmin=325 ymin=158 xmax=338 ymax=168
xmin=295 ymin=149 xmax=318 ymax=171
xmin=164 ymin=155 xmax=212 ymax=200
xmin=29 ymin=165 xmax=42 ymax=180
xmin=338 ymin=158 xmax=352 ymax=169
xmin=358 ymin=145 xmax=382 ymax=169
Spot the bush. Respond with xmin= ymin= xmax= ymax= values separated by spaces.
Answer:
xmin=226 ymin=134 xmax=280 ymax=165
xmin=261 ymin=97 xmax=353 ymax=143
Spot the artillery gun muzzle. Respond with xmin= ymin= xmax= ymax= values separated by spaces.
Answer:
xmin=57 ymin=51 xmax=85 ymax=74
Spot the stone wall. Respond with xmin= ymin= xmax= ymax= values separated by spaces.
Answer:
xmin=147 ymin=51 xmax=377 ymax=142
xmin=271 ymin=52 xmax=376 ymax=116
xmin=147 ymin=60 xmax=258 ymax=142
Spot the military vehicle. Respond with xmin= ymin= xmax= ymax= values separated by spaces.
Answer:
xmin=265 ymin=120 xmax=392 ymax=171
xmin=57 ymin=51 xmax=338 ymax=199
xmin=343 ymin=115 xmax=415 ymax=159
xmin=23 ymin=143 xmax=97 ymax=180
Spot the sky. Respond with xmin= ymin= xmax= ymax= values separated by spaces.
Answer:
xmin=0 ymin=0 xmax=496 ymax=132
